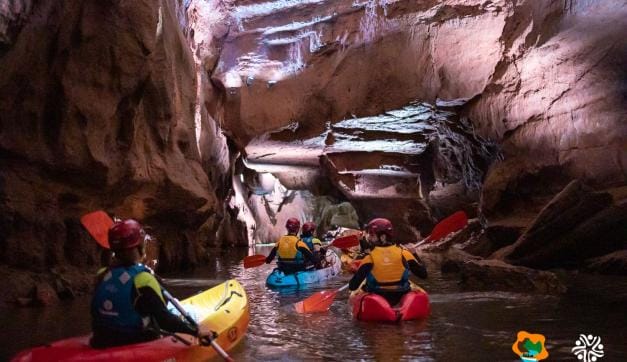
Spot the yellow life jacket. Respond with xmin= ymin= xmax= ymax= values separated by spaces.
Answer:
xmin=362 ymin=245 xmax=415 ymax=292
xmin=276 ymin=235 xmax=310 ymax=264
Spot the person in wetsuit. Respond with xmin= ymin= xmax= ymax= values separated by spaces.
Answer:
xmin=348 ymin=218 xmax=427 ymax=306
xmin=265 ymin=217 xmax=319 ymax=273
xmin=90 ymin=219 xmax=211 ymax=348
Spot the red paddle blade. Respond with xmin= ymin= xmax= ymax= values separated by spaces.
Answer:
xmin=294 ymin=289 xmax=340 ymax=314
xmin=426 ymin=211 xmax=468 ymax=243
xmin=80 ymin=211 xmax=113 ymax=249
xmin=243 ymin=254 xmax=267 ymax=268
xmin=331 ymin=234 xmax=359 ymax=249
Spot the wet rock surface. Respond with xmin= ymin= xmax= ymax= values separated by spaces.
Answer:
xmin=492 ymin=180 xmax=627 ymax=269
xmin=434 ymin=248 xmax=565 ymax=294
xmin=0 ymin=265 xmax=93 ymax=306
xmin=585 ymin=251 xmax=627 ymax=276
xmin=458 ymin=259 xmax=566 ymax=294
xmin=0 ymin=0 xmax=237 ymax=272
xmin=246 ymin=102 xmax=496 ymax=242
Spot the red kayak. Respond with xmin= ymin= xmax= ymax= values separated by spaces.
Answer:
xmin=350 ymin=284 xmax=430 ymax=322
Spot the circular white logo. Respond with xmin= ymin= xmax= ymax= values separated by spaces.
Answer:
xmin=572 ymin=334 xmax=604 ymax=362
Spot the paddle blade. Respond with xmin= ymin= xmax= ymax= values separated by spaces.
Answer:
xmin=294 ymin=289 xmax=340 ymax=314
xmin=331 ymin=234 xmax=359 ymax=249
xmin=243 ymin=254 xmax=267 ymax=268
xmin=425 ymin=211 xmax=468 ymax=243
xmin=80 ymin=211 xmax=113 ymax=249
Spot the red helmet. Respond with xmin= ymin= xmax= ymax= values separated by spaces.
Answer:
xmin=366 ymin=218 xmax=394 ymax=239
xmin=285 ymin=218 xmax=300 ymax=233
xmin=301 ymin=222 xmax=316 ymax=236
xmin=108 ymin=219 xmax=143 ymax=250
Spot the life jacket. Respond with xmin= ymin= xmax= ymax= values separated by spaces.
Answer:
xmin=364 ymin=245 xmax=410 ymax=293
xmin=300 ymin=236 xmax=321 ymax=251
xmin=276 ymin=235 xmax=309 ymax=265
xmin=91 ymin=264 xmax=153 ymax=333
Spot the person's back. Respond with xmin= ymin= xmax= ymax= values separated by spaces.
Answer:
xmin=266 ymin=218 xmax=317 ymax=274
xmin=362 ymin=245 xmax=411 ymax=293
xmin=300 ymin=235 xmax=321 ymax=251
xmin=275 ymin=234 xmax=313 ymax=273
xmin=300 ymin=221 xmax=325 ymax=267
xmin=349 ymin=218 xmax=427 ymax=306
xmin=90 ymin=219 xmax=201 ymax=348
xmin=91 ymin=264 xmax=162 ymax=347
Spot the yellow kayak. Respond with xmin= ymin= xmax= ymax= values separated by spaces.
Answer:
xmin=12 ymin=279 xmax=249 ymax=362
xmin=179 ymin=278 xmax=250 ymax=360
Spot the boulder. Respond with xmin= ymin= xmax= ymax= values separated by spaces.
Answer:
xmin=460 ymin=218 xmax=527 ymax=257
xmin=458 ymin=259 xmax=566 ymax=294
xmin=440 ymin=249 xmax=482 ymax=274
xmin=318 ymin=201 xmax=360 ymax=233
xmin=492 ymin=180 xmax=626 ymax=268
xmin=418 ymin=218 xmax=482 ymax=253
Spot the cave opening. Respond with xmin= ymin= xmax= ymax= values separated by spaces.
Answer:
xmin=230 ymin=100 xmax=499 ymax=247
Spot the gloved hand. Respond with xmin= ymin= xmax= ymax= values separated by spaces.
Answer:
xmin=197 ymin=329 xmax=216 ymax=346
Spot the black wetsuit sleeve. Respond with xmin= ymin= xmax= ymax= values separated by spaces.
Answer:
xmin=359 ymin=237 xmax=371 ymax=253
xmin=349 ymin=263 xmax=373 ymax=291
xmin=266 ymin=247 xmax=277 ymax=263
xmin=298 ymin=245 xmax=317 ymax=264
xmin=134 ymin=287 xmax=197 ymax=336
xmin=407 ymin=259 xmax=428 ymax=279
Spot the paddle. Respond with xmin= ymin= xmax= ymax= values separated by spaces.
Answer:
xmin=293 ymin=212 xmax=469 ymax=314
xmin=163 ymin=290 xmax=233 ymax=362
xmin=243 ymin=254 xmax=267 ymax=269
xmin=81 ymin=211 xmax=233 ymax=361
xmin=417 ymin=210 xmax=468 ymax=246
xmin=294 ymin=284 xmax=349 ymax=314
xmin=80 ymin=210 xmax=114 ymax=249
xmin=330 ymin=234 xmax=360 ymax=249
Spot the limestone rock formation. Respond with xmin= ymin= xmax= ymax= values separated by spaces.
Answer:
xmin=458 ymin=259 xmax=566 ymax=294
xmin=492 ymin=180 xmax=627 ymax=269
xmin=585 ymin=250 xmax=627 ymax=276
xmin=0 ymin=0 xmax=236 ymax=275
xmin=215 ymin=0 xmax=625 ymax=243
xmin=245 ymin=102 xmax=496 ymax=241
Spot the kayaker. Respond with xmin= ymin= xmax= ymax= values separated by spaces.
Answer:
xmin=358 ymin=229 xmax=373 ymax=254
xmin=348 ymin=218 xmax=428 ymax=306
xmin=90 ymin=219 xmax=211 ymax=348
xmin=300 ymin=221 xmax=326 ymax=262
xmin=266 ymin=217 xmax=320 ymax=273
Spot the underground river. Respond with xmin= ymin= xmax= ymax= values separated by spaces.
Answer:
xmin=2 ymin=246 xmax=626 ymax=361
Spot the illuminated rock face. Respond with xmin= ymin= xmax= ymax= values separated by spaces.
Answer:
xmin=1 ymin=0 xmax=625 ymax=279
xmin=245 ymin=101 xmax=497 ymax=241
xmin=218 ymin=0 xmax=627 ymax=222
xmin=0 ymin=0 xmax=233 ymax=271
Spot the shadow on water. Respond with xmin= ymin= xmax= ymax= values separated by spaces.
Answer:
xmin=1 ymin=246 xmax=626 ymax=361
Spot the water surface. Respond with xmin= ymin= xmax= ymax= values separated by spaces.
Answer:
xmin=2 ymin=247 xmax=626 ymax=361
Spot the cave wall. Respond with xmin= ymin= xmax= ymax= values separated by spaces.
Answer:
xmin=467 ymin=1 xmax=627 ymax=217
xmin=0 ymin=0 xmax=625 ymax=281
xmin=0 ymin=0 xmax=235 ymax=272
xmin=216 ymin=0 xmax=626 ymax=218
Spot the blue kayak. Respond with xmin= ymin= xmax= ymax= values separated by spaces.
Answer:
xmin=266 ymin=252 xmax=341 ymax=288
